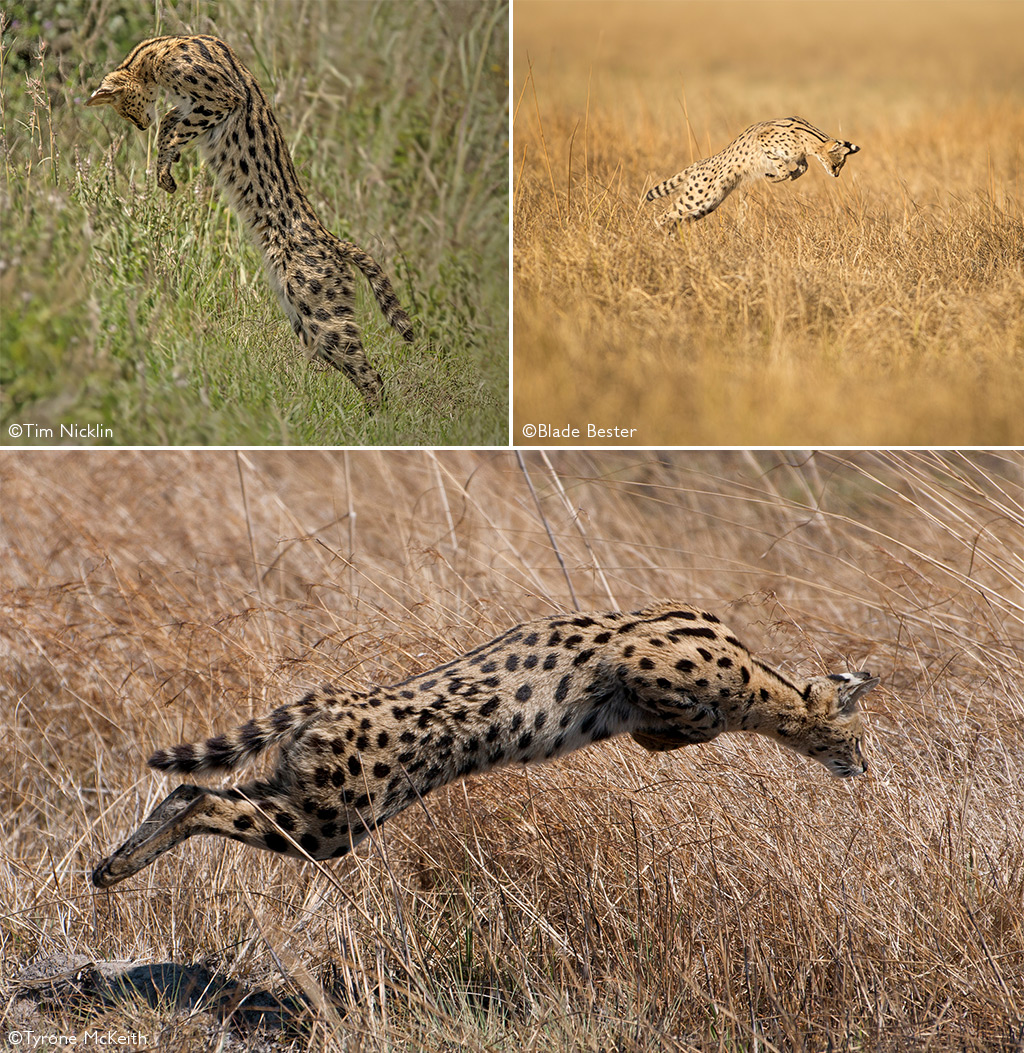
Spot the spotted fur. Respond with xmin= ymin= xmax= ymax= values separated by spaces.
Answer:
xmin=646 ymin=116 xmax=860 ymax=225
xmin=87 ymin=35 xmax=413 ymax=407
xmin=92 ymin=601 xmax=878 ymax=889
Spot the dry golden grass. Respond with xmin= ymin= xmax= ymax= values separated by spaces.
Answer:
xmin=513 ymin=1 xmax=1024 ymax=445
xmin=2 ymin=450 xmax=1023 ymax=1050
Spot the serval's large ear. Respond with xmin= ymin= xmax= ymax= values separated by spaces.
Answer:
xmin=828 ymin=671 xmax=879 ymax=714
xmin=86 ymin=70 xmax=129 ymax=108
xmin=86 ymin=84 xmax=122 ymax=108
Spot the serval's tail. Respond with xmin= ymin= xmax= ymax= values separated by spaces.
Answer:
xmin=645 ymin=170 xmax=687 ymax=202
xmin=148 ymin=691 xmax=329 ymax=774
xmin=345 ymin=244 xmax=415 ymax=343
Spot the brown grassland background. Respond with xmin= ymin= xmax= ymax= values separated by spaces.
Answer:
xmin=513 ymin=1 xmax=1024 ymax=445
xmin=2 ymin=449 xmax=1023 ymax=1051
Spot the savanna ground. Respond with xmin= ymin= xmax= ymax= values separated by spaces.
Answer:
xmin=513 ymin=1 xmax=1024 ymax=445
xmin=2 ymin=449 xmax=1023 ymax=1051
xmin=1 ymin=0 xmax=508 ymax=446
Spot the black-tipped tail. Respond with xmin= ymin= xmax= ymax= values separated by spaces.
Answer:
xmin=148 ymin=695 xmax=321 ymax=774
xmin=148 ymin=721 xmax=271 ymax=774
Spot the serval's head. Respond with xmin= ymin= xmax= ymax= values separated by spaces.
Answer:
xmin=86 ymin=69 xmax=157 ymax=131
xmin=779 ymin=671 xmax=878 ymax=777
xmin=815 ymin=138 xmax=861 ymax=177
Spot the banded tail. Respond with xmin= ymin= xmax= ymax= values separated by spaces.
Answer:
xmin=645 ymin=172 xmax=685 ymax=202
xmin=345 ymin=244 xmax=415 ymax=343
xmin=148 ymin=691 xmax=329 ymax=774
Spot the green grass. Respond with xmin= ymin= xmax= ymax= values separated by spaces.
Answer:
xmin=0 ymin=0 xmax=508 ymax=445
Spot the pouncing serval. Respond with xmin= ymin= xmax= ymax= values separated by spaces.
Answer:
xmin=92 ymin=601 xmax=877 ymax=889
xmin=87 ymin=35 xmax=414 ymax=407
xmin=646 ymin=116 xmax=860 ymax=225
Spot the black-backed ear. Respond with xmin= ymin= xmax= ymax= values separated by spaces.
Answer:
xmin=86 ymin=86 xmax=121 ymax=108
xmin=828 ymin=672 xmax=879 ymax=713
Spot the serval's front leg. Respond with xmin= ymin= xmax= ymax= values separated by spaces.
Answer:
xmin=155 ymin=99 xmax=237 ymax=193
xmin=763 ymin=151 xmax=809 ymax=183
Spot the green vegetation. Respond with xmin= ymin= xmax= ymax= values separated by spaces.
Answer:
xmin=1 ymin=1 xmax=508 ymax=445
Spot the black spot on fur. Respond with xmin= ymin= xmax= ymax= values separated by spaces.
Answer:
xmin=265 ymin=832 xmax=288 ymax=853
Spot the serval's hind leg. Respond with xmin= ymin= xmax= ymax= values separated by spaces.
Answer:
xmin=93 ymin=784 xmax=208 ymax=888
xmin=91 ymin=782 xmax=345 ymax=889
xmin=314 ymin=323 xmax=384 ymax=409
